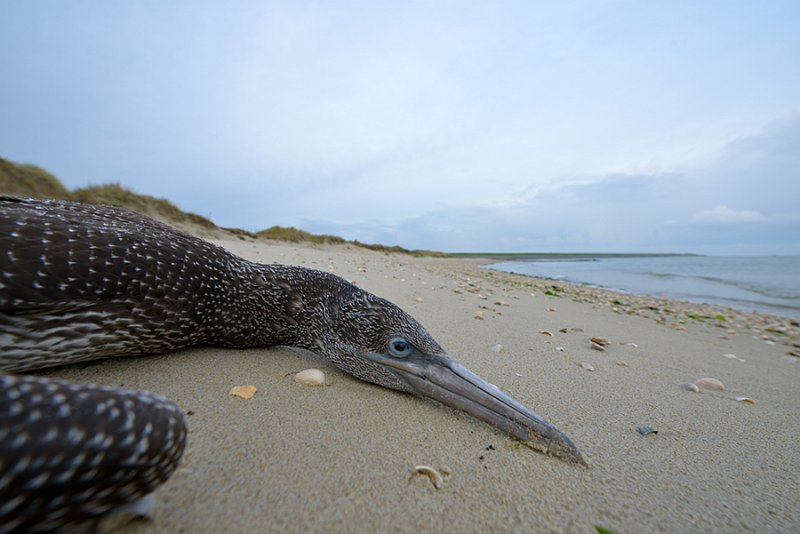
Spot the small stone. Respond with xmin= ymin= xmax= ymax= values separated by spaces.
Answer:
xmin=616 ymin=361 xmax=629 ymax=367
xmin=677 ymin=382 xmax=700 ymax=392
xmin=580 ymin=362 xmax=595 ymax=371
xmin=490 ymin=343 xmax=503 ymax=353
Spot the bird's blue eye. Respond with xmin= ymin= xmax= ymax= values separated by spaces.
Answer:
xmin=388 ymin=337 xmax=413 ymax=358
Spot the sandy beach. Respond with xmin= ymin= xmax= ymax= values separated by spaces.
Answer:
xmin=36 ymin=236 xmax=800 ymax=533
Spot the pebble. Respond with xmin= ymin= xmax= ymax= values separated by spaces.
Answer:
xmin=294 ymin=368 xmax=326 ymax=386
xmin=490 ymin=343 xmax=503 ymax=353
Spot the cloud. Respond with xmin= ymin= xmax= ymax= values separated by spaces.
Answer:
xmin=304 ymin=116 xmax=800 ymax=255
xmin=694 ymin=205 xmax=764 ymax=223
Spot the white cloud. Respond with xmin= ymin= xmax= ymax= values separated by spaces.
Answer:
xmin=694 ymin=205 xmax=764 ymax=223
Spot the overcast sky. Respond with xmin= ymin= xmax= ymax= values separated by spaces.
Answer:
xmin=2 ymin=1 xmax=798 ymax=254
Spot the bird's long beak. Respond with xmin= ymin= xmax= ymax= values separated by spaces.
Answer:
xmin=362 ymin=351 xmax=587 ymax=465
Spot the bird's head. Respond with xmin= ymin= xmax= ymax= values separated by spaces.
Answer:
xmin=312 ymin=283 xmax=586 ymax=465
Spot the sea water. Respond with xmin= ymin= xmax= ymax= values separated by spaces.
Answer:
xmin=487 ymin=256 xmax=800 ymax=320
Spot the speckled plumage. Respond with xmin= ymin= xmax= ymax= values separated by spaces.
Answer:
xmin=0 ymin=196 xmax=442 ymax=388
xmin=0 ymin=373 xmax=186 ymax=532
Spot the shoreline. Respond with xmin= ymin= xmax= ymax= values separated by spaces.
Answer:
xmin=449 ymin=258 xmax=800 ymax=358
xmin=37 ymin=237 xmax=800 ymax=532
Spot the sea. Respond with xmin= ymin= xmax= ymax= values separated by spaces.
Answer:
xmin=486 ymin=255 xmax=800 ymax=320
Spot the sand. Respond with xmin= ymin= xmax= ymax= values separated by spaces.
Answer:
xmin=37 ymin=238 xmax=800 ymax=533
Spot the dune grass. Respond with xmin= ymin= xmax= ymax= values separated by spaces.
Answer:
xmin=0 ymin=156 xmax=440 ymax=256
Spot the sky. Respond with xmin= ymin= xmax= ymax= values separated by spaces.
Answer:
xmin=1 ymin=1 xmax=799 ymax=254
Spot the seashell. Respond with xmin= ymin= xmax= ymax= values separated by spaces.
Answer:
xmin=546 ymin=307 xmax=557 ymax=312
xmin=694 ymin=377 xmax=725 ymax=391
xmin=229 ymin=385 xmax=257 ymax=399
xmin=735 ymin=396 xmax=756 ymax=405
xmin=414 ymin=466 xmax=444 ymax=489
xmin=624 ymin=342 xmax=638 ymax=348
xmin=539 ymin=330 xmax=554 ymax=336
xmin=722 ymin=353 xmax=738 ymax=359
xmin=413 ymin=296 xmax=424 ymax=303
xmin=490 ymin=343 xmax=503 ymax=353
xmin=474 ymin=310 xmax=484 ymax=320
xmin=556 ymin=346 xmax=565 ymax=352
xmin=580 ymin=362 xmax=595 ymax=371
xmin=590 ymin=337 xmax=610 ymax=346
xmin=677 ymin=382 xmax=700 ymax=392
xmin=294 ymin=368 xmax=326 ymax=386
xmin=616 ymin=361 xmax=629 ymax=367
xmin=515 ymin=373 xmax=523 ymax=377
xmin=590 ymin=341 xmax=606 ymax=351
xmin=637 ymin=426 xmax=658 ymax=437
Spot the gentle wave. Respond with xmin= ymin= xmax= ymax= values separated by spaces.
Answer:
xmin=487 ymin=256 xmax=800 ymax=319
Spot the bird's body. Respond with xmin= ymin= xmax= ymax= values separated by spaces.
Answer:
xmin=1 ymin=196 xmax=584 ymax=531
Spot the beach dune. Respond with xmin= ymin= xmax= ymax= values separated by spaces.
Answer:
xmin=38 ymin=237 xmax=800 ymax=533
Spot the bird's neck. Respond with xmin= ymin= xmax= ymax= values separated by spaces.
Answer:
xmin=203 ymin=260 xmax=342 ymax=353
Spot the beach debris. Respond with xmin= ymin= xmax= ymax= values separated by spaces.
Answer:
xmin=580 ymin=362 xmax=595 ymax=371
xmin=294 ymin=368 xmax=326 ymax=386
xmin=637 ymin=426 xmax=658 ymax=437
xmin=735 ymin=396 xmax=756 ymax=405
xmin=616 ymin=361 xmax=629 ymax=367
xmin=623 ymin=342 xmax=638 ymax=348
xmin=559 ymin=327 xmax=584 ymax=333
xmin=546 ymin=307 xmax=557 ymax=312
xmin=539 ymin=330 xmax=554 ymax=336
xmin=515 ymin=372 xmax=523 ymax=377
xmin=229 ymin=385 xmax=258 ymax=399
xmin=694 ymin=377 xmax=725 ymax=391
xmin=490 ymin=343 xmax=503 ymax=353
xmin=677 ymin=382 xmax=700 ymax=392
xmin=594 ymin=526 xmax=618 ymax=534
xmin=556 ymin=346 xmax=565 ymax=352
xmin=474 ymin=310 xmax=484 ymax=320
xmin=413 ymin=466 xmax=445 ymax=489
xmin=722 ymin=353 xmax=738 ymax=359
xmin=591 ymin=336 xmax=611 ymax=347
xmin=413 ymin=296 xmax=424 ymax=303
xmin=589 ymin=341 xmax=606 ymax=351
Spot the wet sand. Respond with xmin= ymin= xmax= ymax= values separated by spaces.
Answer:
xmin=39 ymin=237 xmax=800 ymax=533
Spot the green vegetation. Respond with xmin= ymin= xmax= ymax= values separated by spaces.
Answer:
xmin=0 ymin=156 xmax=439 ymax=256
xmin=0 ymin=159 xmax=71 ymax=199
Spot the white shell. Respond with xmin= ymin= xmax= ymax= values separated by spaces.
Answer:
xmin=694 ymin=377 xmax=725 ymax=391
xmin=294 ymin=368 xmax=326 ymax=386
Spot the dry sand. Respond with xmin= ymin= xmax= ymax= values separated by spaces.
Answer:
xmin=37 ymin=238 xmax=800 ymax=533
